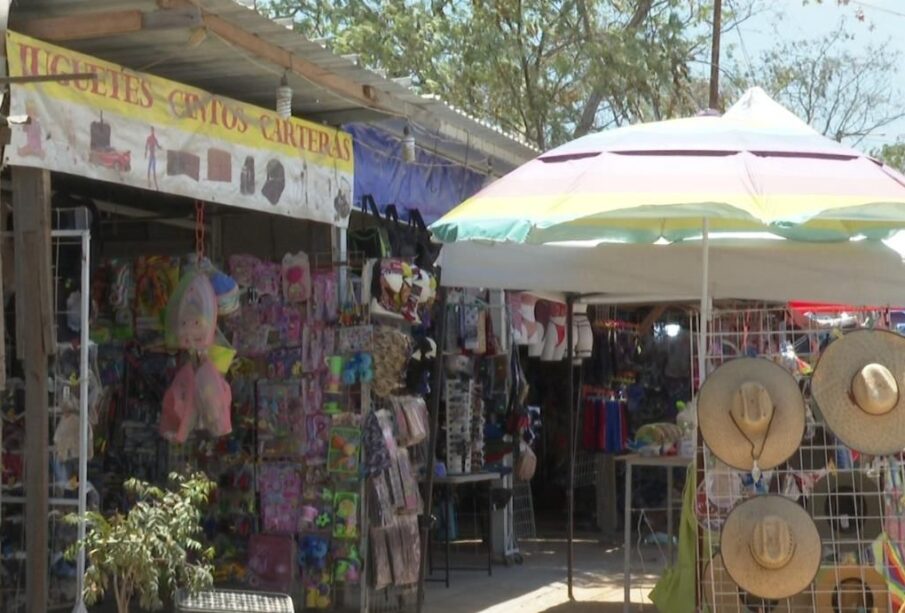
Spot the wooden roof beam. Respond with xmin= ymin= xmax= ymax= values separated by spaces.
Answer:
xmin=17 ymin=10 xmax=143 ymax=42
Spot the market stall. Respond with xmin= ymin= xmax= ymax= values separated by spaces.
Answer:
xmin=0 ymin=29 xmax=446 ymax=613
xmin=428 ymin=87 xmax=905 ymax=611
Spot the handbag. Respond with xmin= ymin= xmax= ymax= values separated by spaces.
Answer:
xmin=384 ymin=205 xmax=441 ymax=271
xmin=348 ymin=195 xmax=391 ymax=259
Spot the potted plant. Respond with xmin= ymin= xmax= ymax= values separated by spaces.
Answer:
xmin=66 ymin=472 xmax=216 ymax=613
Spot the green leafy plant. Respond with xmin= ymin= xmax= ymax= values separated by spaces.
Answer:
xmin=65 ymin=472 xmax=216 ymax=613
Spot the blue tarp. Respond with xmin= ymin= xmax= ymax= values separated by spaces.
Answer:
xmin=343 ymin=123 xmax=486 ymax=224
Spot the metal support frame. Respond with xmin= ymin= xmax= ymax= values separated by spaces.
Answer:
xmin=416 ymin=283 xmax=447 ymax=613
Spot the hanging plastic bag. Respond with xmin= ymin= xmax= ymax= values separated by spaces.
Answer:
xmin=160 ymin=362 xmax=197 ymax=443
xmin=195 ymin=358 xmax=232 ymax=438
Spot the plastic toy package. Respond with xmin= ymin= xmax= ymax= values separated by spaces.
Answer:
xmin=396 ymin=515 xmax=422 ymax=586
xmin=298 ymin=485 xmax=333 ymax=533
xmin=256 ymin=381 xmax=303 ymax=457
xmin=247 ymin=533 xmax=294 ymax=592
xmin=331 ymin=541 xmax=361 ymax=584
xmin=395 ymin=448 xmax=422 ymax=514
xmin=299 ymin=536 xmax=333 ymax=610
xmin=259 ymin=463 xmax=302 ymax=534
xmin=305 ymin=413 xmax=331 ymax=465
xmin=369 ymin=472 xmax=396 ymax=527
xmin=369 ymin=526 xmax=392 ymax=590
xmin=337 ymin=324 xmax=372 ymax=354
xmin=327 ymin=426 xmax=362 ymax=475
xmin=311 ymin=270 xmax=339 ymax=323
xmin=281 ymin=251 xmax=311 ymax=304
xmin=332 ymin=491 xmax=360 ymax=539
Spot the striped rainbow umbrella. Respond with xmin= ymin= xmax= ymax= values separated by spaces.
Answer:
xmin=430 ymin=87 xmax=905 ymax=245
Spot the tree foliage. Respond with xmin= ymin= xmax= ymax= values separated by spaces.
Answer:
xmin=735 ymin=24 xmax=904 ymax=144
xmin=875 ymin=141 xmax=905 ymax=173
xmin=264 ymin=0 xmax=731 ymax=149
xmin=65 ymin=472 xmax=216 ymax=613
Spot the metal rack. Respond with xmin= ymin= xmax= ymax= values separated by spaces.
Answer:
xmin=1 ymin=221 xmax=92 ymax=612
xmin=694 ymin=303 xmax=897 ymax=612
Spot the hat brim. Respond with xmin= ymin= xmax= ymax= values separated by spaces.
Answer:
xmin=699 ymin=358 xmax=805 ymax=471
xmin=702 ymin=554 xmax=814 ymax=612
xmin=812 ymin=329 xmax=905 ymax=456
xmin=808 ymin=470 xmax=882 ymax=550
xmin=813 ymin=565 xmax=888 ymax=613
xmin=721 ymin=495 xmax=822 ymax=600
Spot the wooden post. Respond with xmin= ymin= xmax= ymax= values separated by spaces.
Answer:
xmin=13 ymin=167 xmax=53 ymax=613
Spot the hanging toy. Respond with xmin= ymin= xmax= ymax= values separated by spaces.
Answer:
xmin=210 ymin=270 xmax=240 ymax=317
xmin=165 ymin=271 xmax=218 ymax=352
xmin=342 ymin=352 xmax=373 ymax=385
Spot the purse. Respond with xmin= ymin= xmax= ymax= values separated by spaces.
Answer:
xmin=384 ymin=205 xmax=441 ymax=271
xmin=515 ymin=443 xmax=537 ymax=481
xmin=348 ymin=195 xmax=391 ymax=259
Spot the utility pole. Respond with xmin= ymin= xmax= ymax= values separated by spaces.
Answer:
xmin=709 ymin=0 xmax=722 ymax=110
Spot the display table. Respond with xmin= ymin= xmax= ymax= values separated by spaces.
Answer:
xmin=615 ymin=454 xmax=690 ymax=613
xmin=426 ymin=471 xmax=502 ymax=588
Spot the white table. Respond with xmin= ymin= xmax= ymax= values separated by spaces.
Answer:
xmin=615 ymin=453 xmax=690 ymax=613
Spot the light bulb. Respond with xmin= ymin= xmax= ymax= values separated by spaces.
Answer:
xmin=276 ymin=73 xmax=292 ymax=119
xmin=665 ymin=323 xmax=681 ymax=338
xmin=402 ymin=125 xmax=416 ymax=163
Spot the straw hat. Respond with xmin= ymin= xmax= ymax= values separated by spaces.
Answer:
xmin=720 ymin=495 xmax=822 ymax=600
xmin=699 ymin=358 xmax=805 ymax=471
xmin=814 ymin=565 xmax=888 ymax=613
xmin=808 ymin=470 xmax=882 ymax=552
xmin=811 ymin=329 xmax=905 ymax=455
xmin=702 ymin=554 xmax=814 ymax=612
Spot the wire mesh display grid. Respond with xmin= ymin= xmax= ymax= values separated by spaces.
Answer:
xmin=694 ymin=304 xmax=901 ymax=612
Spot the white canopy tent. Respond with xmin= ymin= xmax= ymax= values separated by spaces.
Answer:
xmin=437 ymin=239 xmax=905 ymax=305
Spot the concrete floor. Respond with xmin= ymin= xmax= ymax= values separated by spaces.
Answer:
xmin=422 ymin=538 xmax=665 ymax=613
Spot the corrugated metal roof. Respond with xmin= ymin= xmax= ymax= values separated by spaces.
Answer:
xmin=9 ymin=0 xmax=537 ymax=174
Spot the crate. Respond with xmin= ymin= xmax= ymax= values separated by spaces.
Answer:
xmin=175 ymin=589 xmax=294 ymax=612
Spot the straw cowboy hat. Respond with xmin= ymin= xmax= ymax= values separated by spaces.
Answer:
xmin=811 ymin=329 xmax=905 ymax=455
xmin=808 ymin=470 xmax=882 ymax=552
xmin=702 ymin=554 xmax=814 ymax=612
xmin=699 ymin=358 xmax=806 ymax=472
xmin=814 ymin=565 xmax=888 ymax=613
xmin=720 ymin=495 xmax=822 ymax=600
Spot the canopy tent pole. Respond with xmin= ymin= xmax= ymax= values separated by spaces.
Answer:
xmin=417 ymin=284 xmax=448 ymax=613
xmin=566 ymin=294 xmax=576 ymax=599
xmin=698 ymin=218 xmax=710 ymax=389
